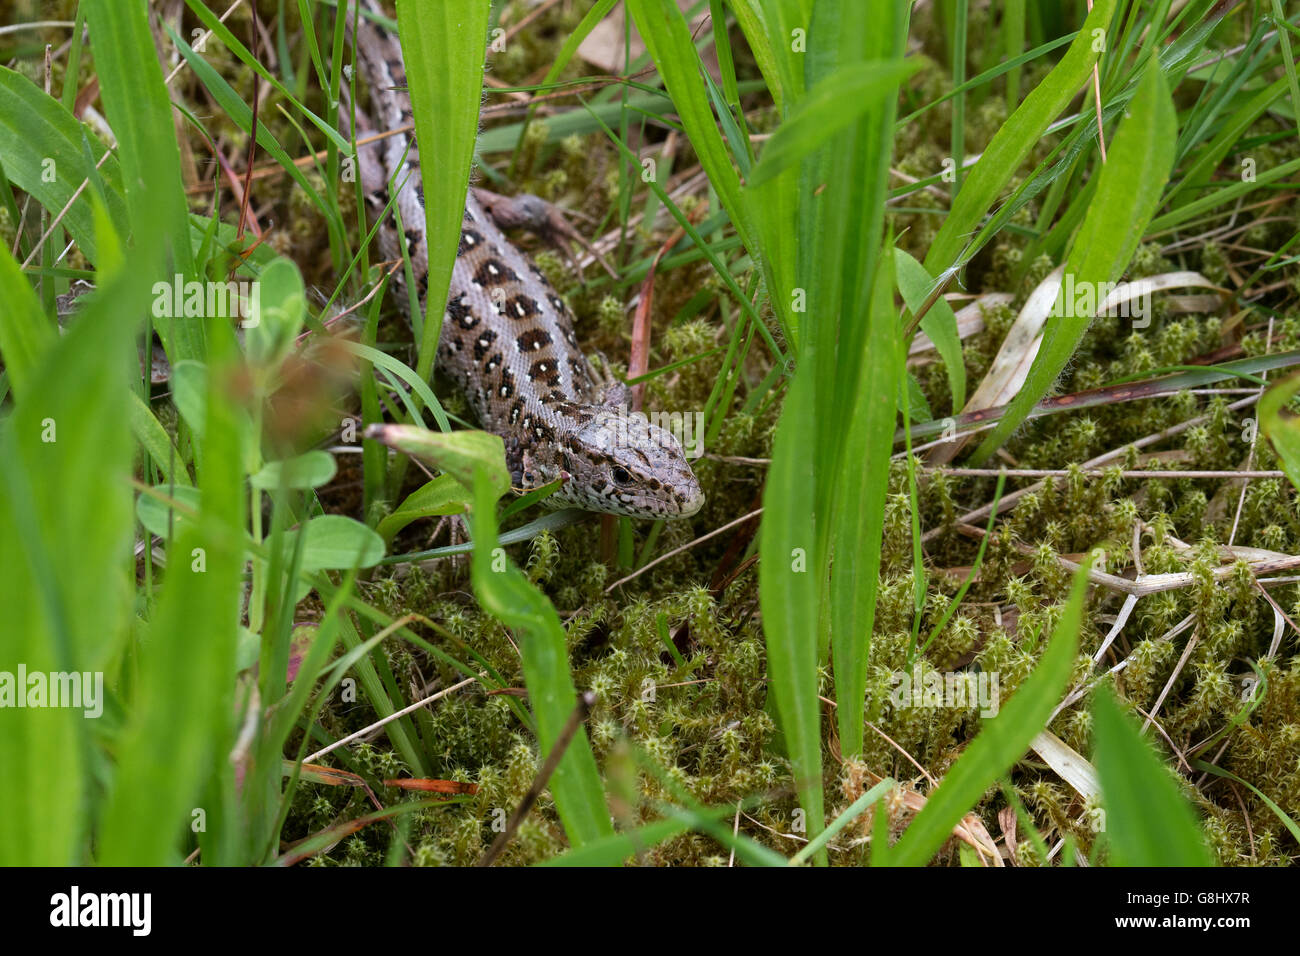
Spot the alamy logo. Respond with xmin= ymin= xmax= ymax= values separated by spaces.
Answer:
xmin=608 ymin=404 xmax=705 ymax=459
xmin=49 ymin=887 xmax=151 ymax=936
xmin=889 ymin=667 xmax=1000 ymax=718
xmin=151 ymin=272 xmax=260 ymax=327
xmin=0 ymin=665 xmax=103 ymax=718
xmin=1049 ymin=272 xmax=1150 ymax=325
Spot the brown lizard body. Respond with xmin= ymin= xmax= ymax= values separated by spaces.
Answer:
xmin=350 ymin=0 xmax=703 ymax=518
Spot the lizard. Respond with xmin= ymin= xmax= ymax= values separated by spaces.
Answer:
xmin=348 ymin=0 xmax=704 ymax=519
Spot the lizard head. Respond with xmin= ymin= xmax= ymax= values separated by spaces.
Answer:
xmin=519 ymin=404 xmax=704 ymax=518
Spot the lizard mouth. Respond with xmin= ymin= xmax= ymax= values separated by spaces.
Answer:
xmin=670 ymin=483 xmax=706 ymax=518
xmin=568 ymin=478 xmax=704 ymax=518
xmin=626 ymin=476 xmax=705 ymax=518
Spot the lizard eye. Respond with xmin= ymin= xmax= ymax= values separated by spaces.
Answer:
xmin=611 ymin=465 xmax=632 ymax=486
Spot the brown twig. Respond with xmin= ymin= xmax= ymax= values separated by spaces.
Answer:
xmin=477 ymin=691 xmax=597 ymax=866
xmin=605 ymin=508 xmax=764 ymax=593
xmin=1086 ymin=0 xmax=1107 ymax=163
xmin=923 ymin=394 xmax=1261 ymax=543
xmin=928 ymin=468 xmax=1286 ymax=479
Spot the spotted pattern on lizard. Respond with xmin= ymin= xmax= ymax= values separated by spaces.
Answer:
xmin=349 ymin=0 xmax=703 ymax=518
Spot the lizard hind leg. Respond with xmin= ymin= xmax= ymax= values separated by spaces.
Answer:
xmin=580 ymin=349 xmax=626 ymax=408
xmin=600 ymin=379 xmax=628 ymax=409
xmin=471 ymin=187 xmax=616 ymax=280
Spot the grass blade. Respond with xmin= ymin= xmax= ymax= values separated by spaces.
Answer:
xmin=1192 ymin=759 xmax=1300 ymax=847
xmin=1259 ymin=370 xmax=1300 ymax=492
xmin=970 ymin=53 xmax=1176 ymax=464
xmin=1093 ymin=687 xmax=1213 ymax=866
xmin=97 ymin=273 xmax=244 ymax=866
xmin=88 ymin=0 xmax=199 ymax=358
xmin=536 ymin=816 xmax=695 ymax=866
xmin=396 ymin=0 xmax=492 ymax=382
xmin=0 ymin=242 xmax=56 ymax=398
xmin=0 ymin=66 xmax=128 ymax=265
xmin=897 ymin=249 xmax=965 ymax=411
xmin=0 ymin=223 xmax=150 ymax=865
xmin=789 ymin=777 xmax=895 ymax=866
xmin=626 ymin=0 xmax=755 ymax=254
xmin=181 ymin=0 xmax=353 ymax=154
xmin=887 ymin=555 xmax=1091 ymax=866
xmin=467 ymin=470 xmax=613 ymax=848
xmin=746 ymin=60 xmax=919 ymax=188
xmin=757 ymin=365 xmax=825 ymax=855
xmin=756 ymin=0 xmax=911 ymax=859
xmin=923 ymin=0 xmax=1115 ymax=280
xmin=830 ymin=253 xmax=901 ymax=757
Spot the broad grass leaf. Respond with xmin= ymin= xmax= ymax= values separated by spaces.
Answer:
xmin=971 ymin=54 xmax=1176 ymax=464
xmin=396 ymin=0 xmax=492 ymax=381
xmin=376 ymin=475 xmax=472 ymax=544
xmin=896 ymin=249 xmax=965 ymax=411
xmin=887 ymin=557 xmax=1091 ymax=866
xmin=1093 ymin=687 xmax=1213 ymax=866
xmin=0 ymin=67 xmax=128 ymax=265
xmin=1259 ymin=371 xmax=1300 ymax=492
xmin=365 ymin=424 xmax=510 ymax=498
xmin=747 ymin=60 xmax=920 ymax=188
xmin=467 ymin=469 xmax=613 ymax=848
xmin=285 ymin=515 xmax=385 ymax=571
xmin=250 ymin=451 xmax=338 ymax=491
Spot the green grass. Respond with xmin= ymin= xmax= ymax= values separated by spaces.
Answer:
xmin=1 ymin=0 xmax=1299 ymax=867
